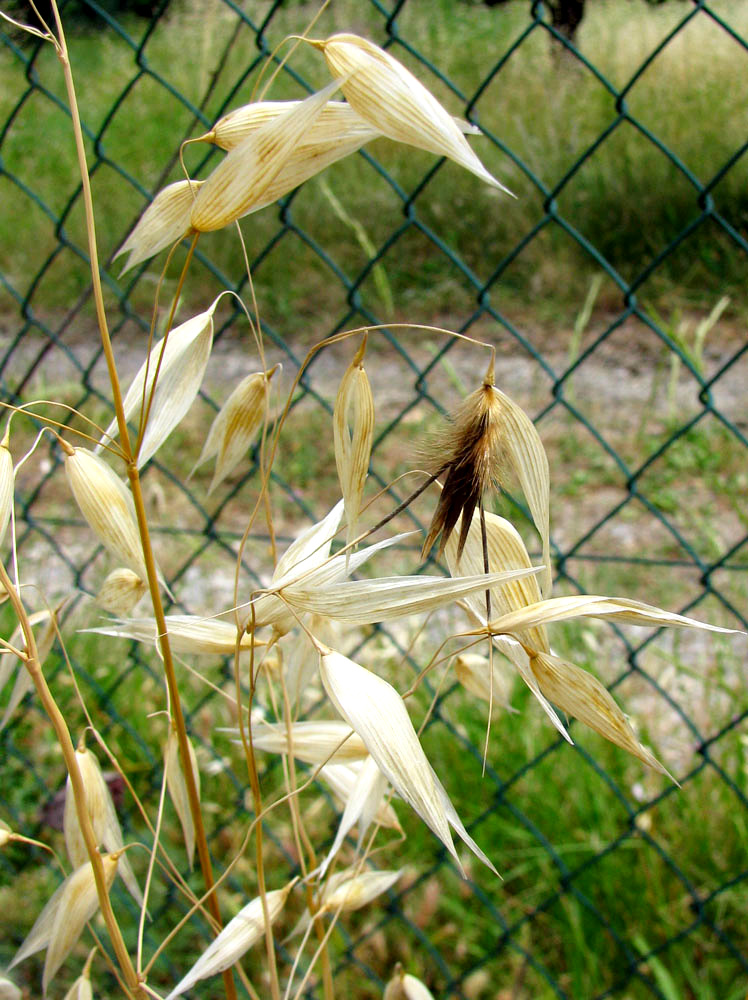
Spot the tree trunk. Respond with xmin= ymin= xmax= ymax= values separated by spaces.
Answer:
xmin=548 ymin=0 xmax=586 ymax=45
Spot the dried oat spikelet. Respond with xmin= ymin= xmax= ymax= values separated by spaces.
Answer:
xmin=164 ymin=723 xmax=200 ymax=869
xmin=445 ymin=508 xmax=549 ymax=652
xmin=487 ymin=596 xmax=737 ymax=753
xmin=529 ymin=651 xmax=667 ymax=772
xmin=63 ymin=745 xmax=143 ymax=907
xmin=97 ymin=300 xmax=218 ymax=468
xmin=423 ymin=358 xmax=552 ymax=596
xmin=64 ymin=446 xmax=149 ymax=580
xmin=384 ymin=964 xmax=436 ymax=1000
xmin=0 ymin=426 xmax=14 ymax=546
xmin=311 ymin=33 xmax=513 ymax=194
xmin=421 ymin=360 xmax=504 ymax=561
xmin=249 ymin=720 xmax=369 ymax=764
xmin=284 ymin=565 xmax=541 ymax=626
xmin=204 ymin=99 xmax=479 ymax=221
xmin=62 ymin=947 xmax=95 ymax=1000
xmin=165 ymin=883 xmax=293 ymax=1000
xmin=334 ymin=337 xmax=374 ymax=551
xmin=86 ymin=614 xmax=264 ymax=655
xmin=320 ymin=755 xmax=391 ymax=877
xmin=207 ymin=98 xmax=379 ymax=151
xmin=191 ymin=77 xmax=343 ymax=232
xmin=248 ymin=500 xmax=414 ymax=634
xmin=488 ymin=594 xmax=739 ymax=637
xmin=206 ymin=98 xmax=478 ymax=152
xmin=291 ymin=868 xmax=402 ymax=939
xmin=192 ymin=365 xmax=277 ymax=494
xmin=318 ymin=760 xmax=400 ymax=830
xmin=116 ymin=101 xmax=378 ymax=272
xmin=490 ymin=383 xmax=552 ymax=598
xmin=115 ymin=179 xmax=200 ymax=274
xmin=10 ymin=852 xmax=119 ymax=995
xmin=96 ymin=567 xmax=147 ymax=616
xmin=63 ymin=973 xmax=93 ymax=1000
xmin=319 ymin=647 xmax=497 ymax=874
xmin=444 ymin=508 xmax=559 ymax=730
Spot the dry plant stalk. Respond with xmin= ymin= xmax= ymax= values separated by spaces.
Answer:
xmin=1 ymin=12 xmax=740 ymax=1000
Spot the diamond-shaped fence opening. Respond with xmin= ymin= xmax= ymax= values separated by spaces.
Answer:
xmin=1 ymin=0 xmax=747 ymax=997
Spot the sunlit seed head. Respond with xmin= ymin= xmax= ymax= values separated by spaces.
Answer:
xmin=422 ymin=360 xmax=504 ymax=560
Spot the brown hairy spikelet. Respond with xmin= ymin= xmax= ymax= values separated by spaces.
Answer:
xmin=422 ymin=359 xmax=503 ymax=560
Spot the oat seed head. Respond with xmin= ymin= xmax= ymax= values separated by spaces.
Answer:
xmin=444 ymin=508 xmax=548 ymax=652
xmin=10 ymin=853 xmax=118 ymax=994
xmin=250 ymin=720 xmax=369 ymax=765
xmin=115 ymin=179 xmax=199 ymax=274
xmin=63 ymin=745 xmax=143 ymax=907
xmin=165 ymin=884 xmax=292 ymax=1000
xmin=319 ymin=647 xmax=497 ymax=874
xmin=318 ymin=760 xmax=400 ymax=831
xmin=290 ymin=868 xmax=402 ymax=939
xmin=208 ymin=99 xmax=379 ymax=152
xmin=192 ymin=366 xmax=276 ymax=495
xmin=319 ymin=754 xmax=390 ymax=876
xmin=384 ymin=966 xmax=436 ymax=1000
xmin=62 ymin=968 xmax=93 ymax=1000
xmin=422 ymin=366 xmax=505 ymax=560
xmin=529 ymin=650 xmax=668 ymax=773
xmin=191 ymin=78 xmax=342 ymax=232
xmin=312 ymin=33 xmax=513 ymax=194
xmin=164 ymin=724 xmax=200 ymax=869
xmin=333 ymin=337 xmax=375 ymax=551
xmin=64 ymin=448 xmax=149 ymax=581
xmin=43 ymin=853 xmax=119 ymax=994
xmin=86 ymin=614 xmax=262 ymax=656
xmin=319 ymin=868 xmax=402 ymax=916
xmin=96 ymin=567 xmax=147 ymax=616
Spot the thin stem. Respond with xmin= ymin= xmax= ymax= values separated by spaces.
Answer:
xmin=246 ymin=641 xmax=283 ymax=1000
xmin=51 ymin=20 xmax=129 ymax=457
xmin=229 ymin=610 xmax=282 ymax=1000
xmin=135 ymin=232 xmax=200 ymax=456
xmin=127 ymin=470 xmax=238 ymax=1000
xmin=50 ymin=5 xmax=236 ymax=995
xmin=230 ymin=229 xmax=275 ymax=564
xmin=137 ymin=742 xmax=169 ymax=973
xmin=275 ymin=676 xmax=334 ymax=1000
xmin=0 ymin=561 xmax=142 ymax=999
xmin=479 ymin=501 xmax=492 ymax=624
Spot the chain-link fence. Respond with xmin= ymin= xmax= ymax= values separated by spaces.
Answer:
xmin=1 ymin=0 xmax=747 ymax=997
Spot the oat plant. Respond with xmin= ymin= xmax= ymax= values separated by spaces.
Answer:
xmin=0 ymin=5 xmax=741 ymax=999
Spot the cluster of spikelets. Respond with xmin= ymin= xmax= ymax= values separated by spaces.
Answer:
xmin=2 ymin=28 xmax=739 ymax=1000
xmin=115 ymin=32 xmax=513 ymax=272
